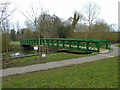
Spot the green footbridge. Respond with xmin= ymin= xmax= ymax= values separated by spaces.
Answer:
xmin=20 ymin=38 xmax=110 ymax=53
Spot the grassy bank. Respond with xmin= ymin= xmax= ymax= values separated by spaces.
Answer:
xmin=2 ymin=52 xmax=93 ymax=69
xmin=2 ymin=56 xmax=118 ymax=88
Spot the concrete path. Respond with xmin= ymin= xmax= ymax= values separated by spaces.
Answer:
xmin=0 ymin=44 xmax=118 ymax=77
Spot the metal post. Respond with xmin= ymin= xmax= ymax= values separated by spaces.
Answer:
xmin=69 ymin=40 xmax=71 ymax=48
xmin=97 ymin=41 xmax=100 ymax=52
xmin=57 ymin=40 xmax=58 ymax=46
xmin=52 ymin=40 xmax=54 ymax=46
xmin=47 ymin=40 xmax=49 ymax=46
xmin=62 ymin=40 xmax=64 ymax=47
xmin=38 ymin=37 xmax=41 ymax=54
xmin=86 ymin=41 xmax=89 ymax=51
xmin=106 ymin=41 xmax=109 ymax=49
xmin=77 ymin=41 xmax=79 ymax=49
xmin=109 ymin=43 xmax=111 ymax=52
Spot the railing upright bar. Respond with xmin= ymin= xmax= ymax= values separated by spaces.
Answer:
xmin=86 ymin=41 xmax=89 ymax=51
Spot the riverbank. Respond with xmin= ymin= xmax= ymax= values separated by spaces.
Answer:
xmin=2 ymin=42 xmax=58 ymax=60
xmin=1 ymin=52 xmax=94 ymax=69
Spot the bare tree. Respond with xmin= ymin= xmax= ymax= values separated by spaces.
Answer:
xmin=18 ymin=2 xmax=50 ymax=55
xmin=16 ymin=21 xmax=22 ymax=40
xmin=24 ymin=20 xmax=32 ymax=30
xmin=0 ymin=1 xmax=15 ymax=53
xmin=18 ymin=2 xmax=41 ymax=52
xmin=16 ymin=21 xmax=20 ymax=31
xmin=0 ymin=2 xmax=15 ymax=26
xmin=83 ymin=2 xmax=100 ymax=32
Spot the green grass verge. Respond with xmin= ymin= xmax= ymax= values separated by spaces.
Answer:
xmin=2 ymin=56 xmax=118 ymax=88
xmin=2 ymin=52 xmax=94 ymax=69
xmin=10 ymin=41 xmax=19 ymax=45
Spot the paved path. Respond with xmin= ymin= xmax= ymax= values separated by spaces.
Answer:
xmin=0 ymin=44 xmax=118 ymax=77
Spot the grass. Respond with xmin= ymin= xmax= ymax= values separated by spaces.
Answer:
xmin=10 ymin=41 xmax=19 ymax=45
xmin=2 ymin=52 xmax=94 ymax=69
xmin=115 ymin=45 xmax=120 ymax=47
xmin=2 ymin=56 xmax=118 ymax=88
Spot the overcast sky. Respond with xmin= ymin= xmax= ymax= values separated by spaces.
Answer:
xmin=3 ymin=0 xmax=119 ymax=30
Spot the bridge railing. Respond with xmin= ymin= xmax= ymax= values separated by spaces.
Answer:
xmin=20 ymin=39 xmax=110 ymax=53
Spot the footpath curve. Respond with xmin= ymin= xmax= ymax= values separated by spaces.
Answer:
xmin=0 ymin=44 xmax=118 ymax=77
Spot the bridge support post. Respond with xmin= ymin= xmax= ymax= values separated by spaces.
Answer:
xmin=46 ymin=40 xmax=49 ymax=46
xmin=57 ymin=40 xmax=58 ymax=46
xmin=106 ymin=42 xmax=109 ymax=49
xmin=77 ymin=41 xmax=79 ymax=49
xmin=97 ymin=41 xmax=100 ymax=52
xmin=86 ymin=41 xmax=89 ymax=51
xmin=69 ymin=41 xmax=71 ymax=48
xmin=62 ymin=40 xmax=64 ymax=47
xmin=52 ymin=40 xmax=54 ymax=46
xmin=108 ymin=43 xmax=111 ymax=51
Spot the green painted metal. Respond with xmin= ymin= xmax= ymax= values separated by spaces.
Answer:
xmin=20 ymin=38 xmax=110 ymax=53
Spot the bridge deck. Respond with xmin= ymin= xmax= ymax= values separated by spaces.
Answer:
xmin=20 ymin=38 xmax=110 ymax=53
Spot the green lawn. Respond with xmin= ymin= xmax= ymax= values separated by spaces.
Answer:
xmin=2 ymin=52 xmax=93 ymax=69
xmin=10 ymin=41 xmax=19 ymax=45
xmin=2 ymin=56 xmax=118 ymax=88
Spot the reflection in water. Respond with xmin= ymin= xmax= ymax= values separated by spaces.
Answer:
xmin=11 ymin=53 xmax=20 ymax=56
xmin=2 ymin=47 xmax=58 ymax=60
xmin=2 ymin=50 xmax=35 ymax=59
